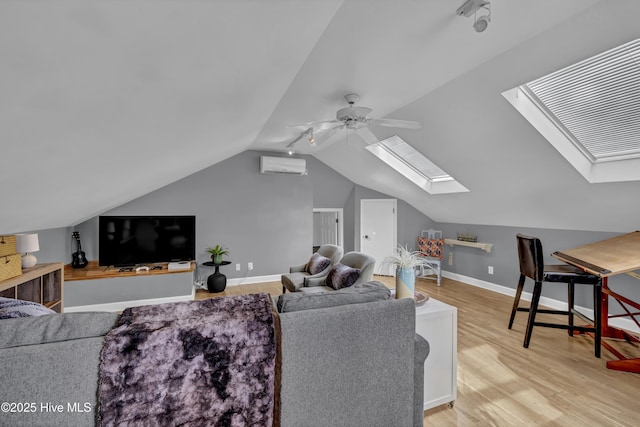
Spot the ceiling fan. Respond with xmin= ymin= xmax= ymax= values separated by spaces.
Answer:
xmin=290 ymin=94 xmax=421 ymax=147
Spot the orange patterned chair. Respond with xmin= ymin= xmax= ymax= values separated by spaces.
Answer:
xmin=416 ymin=229 xmax=444 ymax=286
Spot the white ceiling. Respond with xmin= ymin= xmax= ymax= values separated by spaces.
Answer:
xmin=2 ymin=0 xmax=639 ymax=235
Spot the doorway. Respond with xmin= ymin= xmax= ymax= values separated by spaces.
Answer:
xmin=313 ymin=208 xmax=343 ymax=250
xmin=360 ymin=199 xmax=397 ymax=275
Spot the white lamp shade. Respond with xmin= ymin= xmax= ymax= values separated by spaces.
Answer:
xmin=16 ymin=233 xmax=40 ymax=253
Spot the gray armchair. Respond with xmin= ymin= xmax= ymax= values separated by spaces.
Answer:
xmin=281 ymin=244 xmax=343 ymax=293
xmin=301 ymin=251 xmax=376 ymax=294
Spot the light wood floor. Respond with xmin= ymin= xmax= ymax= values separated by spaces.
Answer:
xmin=196 ymin=276 xmax=640 ymax=426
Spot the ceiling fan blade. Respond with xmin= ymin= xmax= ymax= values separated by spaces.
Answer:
xmin=289 ymin=120 xmax=342 ymax=130
xmin=313 ymin=125 xmax=343 ymax=146
xmin=368 ymin=118 xmax=422 ymax=129
xmin=355 ymin=127 xmax=380 ymax=145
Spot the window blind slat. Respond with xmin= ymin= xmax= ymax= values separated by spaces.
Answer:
xmin=523 ymin=38 xmax=640 ymax=162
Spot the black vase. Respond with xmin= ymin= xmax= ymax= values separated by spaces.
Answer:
xmin=207 ymin=272 xmax=227 ymax=293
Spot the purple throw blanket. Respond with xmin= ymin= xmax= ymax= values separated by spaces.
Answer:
xmin=98 ymin=293 xmax=280 ymax=427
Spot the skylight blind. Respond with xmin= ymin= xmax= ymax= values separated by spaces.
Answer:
xmin=524 ymin=38 xmax=640 ymax=161
xmin=377 ymin=135 xmax=452 ymax=182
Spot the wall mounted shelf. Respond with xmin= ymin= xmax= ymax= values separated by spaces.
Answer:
xmin=444 ymin=238 xmax=493 ymax=253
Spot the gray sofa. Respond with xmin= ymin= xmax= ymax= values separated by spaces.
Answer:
xmin=0 ymin=297 xmax=429 ymax=427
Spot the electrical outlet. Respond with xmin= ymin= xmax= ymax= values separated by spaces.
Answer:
xmin=448 ymin=252 xmax=453 ymax=265
xmin=236 ymin=263 xmax=241 ymax=271
xmin=248 ymin=262 xmax=253 ymax=271
xmin=488 ymin=265 xmax=494 ymax=274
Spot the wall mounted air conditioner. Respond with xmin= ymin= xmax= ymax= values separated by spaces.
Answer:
xmin=260 ymin=156 xmax=307 ymax=175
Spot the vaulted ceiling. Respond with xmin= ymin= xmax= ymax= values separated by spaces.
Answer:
xmin=2 ymin=0 xmax=638 ymax=235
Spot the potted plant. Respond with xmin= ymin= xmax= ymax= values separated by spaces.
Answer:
xmin=206 ymin=245 xmax=230 ymax=265
xmin=383 ymin=244 xmax=431 ymax=299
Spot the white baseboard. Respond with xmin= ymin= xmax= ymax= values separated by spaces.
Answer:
xmin=64 ymin=287 xmax=195 ymax=313
xmin=227 ymin=274 xmax=281 ymax=286
xmin=442 ymin=270 xmax=640 ymax=335
xmin=193 ymin=274 xmax=282 ymax=290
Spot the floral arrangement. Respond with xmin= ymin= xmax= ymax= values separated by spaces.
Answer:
xmin=383 ymin=244 xmax=431 ymax=270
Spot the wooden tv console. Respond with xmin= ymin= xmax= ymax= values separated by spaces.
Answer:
xmin=64 ymin=260 xmax=194 ymax=281
xmin=63 ymin=261 xmax=195 ymax=311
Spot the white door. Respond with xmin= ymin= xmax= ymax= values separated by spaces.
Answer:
xmin=360 ymin=199 xmax=397 ymax=275
xmin=313 ymin=208 xmax=343 ymax=247
xmin=313 ymin=211 xmax=338 ymax=245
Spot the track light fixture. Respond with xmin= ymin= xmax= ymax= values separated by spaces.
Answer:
xmin=457 ymin=0 xmax=491 ymax=33
xmin=286 ymin=138 xmax=297 ymax=155
xmin=473 ymin=12 xmax=490 ymax=32
xmin=286 ymin=127 xmax=315 ymax=154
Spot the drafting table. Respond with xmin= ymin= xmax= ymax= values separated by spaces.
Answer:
xmin=553 ymin=231 xmax=640 ymax=373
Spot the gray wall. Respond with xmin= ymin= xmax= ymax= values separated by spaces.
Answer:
xmin=307 ymin=155 xmax=355 ymax=250
xmin=76 ymin=150 xmax=311 ymax=278
xmin=307 ymin=155 xmax=354 ymax=209
xmin=437 ymin=222 xmax=638 ymax=314
xmin=16 ymin=148 xmax=639 ymax=317
xmin=351 ymin=185 xmax=436 ymax=252
xmin=343 ymin=187 xmax=356 ymax=253
xmin=72 ymin=150 xmax=357 ymax=279
xmin=10 ymin=152 xmax=434 ymax=273
xmin=7 ymin=226 xmax=74 ymax=265
xmin=73 ymin=151 xmax=435 ymax=279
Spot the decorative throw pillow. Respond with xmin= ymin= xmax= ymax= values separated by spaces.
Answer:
xmin=306 ymin=252 xmax=331 ymax=275
xmin=417 ymin=236 xmax=445 ymax=260
xmin=325 ymin=263 xmax=361 ymax=290
xmin=0 ymin=297 xmax=56 ymax=320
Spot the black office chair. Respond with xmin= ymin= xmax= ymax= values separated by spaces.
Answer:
xmin=509 ymin=234 xmax=602 ymax=357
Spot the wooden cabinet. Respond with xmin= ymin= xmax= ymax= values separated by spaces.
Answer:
xmin=63 ymin=261 xmax=193 ymax=311
xmin=0 ymin=263 xmax=64 ymax=312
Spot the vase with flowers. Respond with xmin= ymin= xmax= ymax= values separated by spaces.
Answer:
xmin=383 ymin=244 xmax=431 ymax=299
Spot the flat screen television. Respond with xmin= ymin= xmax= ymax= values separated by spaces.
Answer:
xmin=98 ymin=215 xmax=196 ymax=266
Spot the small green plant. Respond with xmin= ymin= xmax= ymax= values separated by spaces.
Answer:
xmin=206 ymin=245 xmax=230 ymax=264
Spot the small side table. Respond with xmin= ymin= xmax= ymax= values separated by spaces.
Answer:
xmin=202 ymin=261 xmax=231 ymax=293
xmin=415 ymin=297 xmax=457 ymax=410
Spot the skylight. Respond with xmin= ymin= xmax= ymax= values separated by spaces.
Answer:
xmin=503 ymin=38 xmax=640 ymax=183
xmin=365 ymin=135 xmax=468 ymax=194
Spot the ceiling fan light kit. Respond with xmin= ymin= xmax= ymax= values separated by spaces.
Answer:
xmin=286 ymin=93 xmax=421 ymax=151
xmin=457 ymin=0 xmax=491 ymax=33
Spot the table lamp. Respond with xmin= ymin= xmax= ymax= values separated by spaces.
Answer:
xmin=16 ymin=233 xmax=40 ymax=268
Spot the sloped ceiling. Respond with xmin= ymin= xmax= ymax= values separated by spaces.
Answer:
xmin=3 ymin=0 xmax=639 ymax=235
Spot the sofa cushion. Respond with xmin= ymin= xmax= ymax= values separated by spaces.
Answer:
xmin=0 ymin=337 xmax=108 ymax=427
xmin=277 ymin=281 xmax=390 ymax=313
xmin=299 ymin=286 xmax=334 ymax=294
xmin=281 ymin=271 xmax=308 ymax=293
xmin=0 ymin=297 xmax=55 ymax=320
xmin=325 ymin=263 xmax=360 ymax=290
xmin=0 ymin=311 xmax=120 ymax=349
xmin=306 ymin=252 xmax=331 ymax=275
